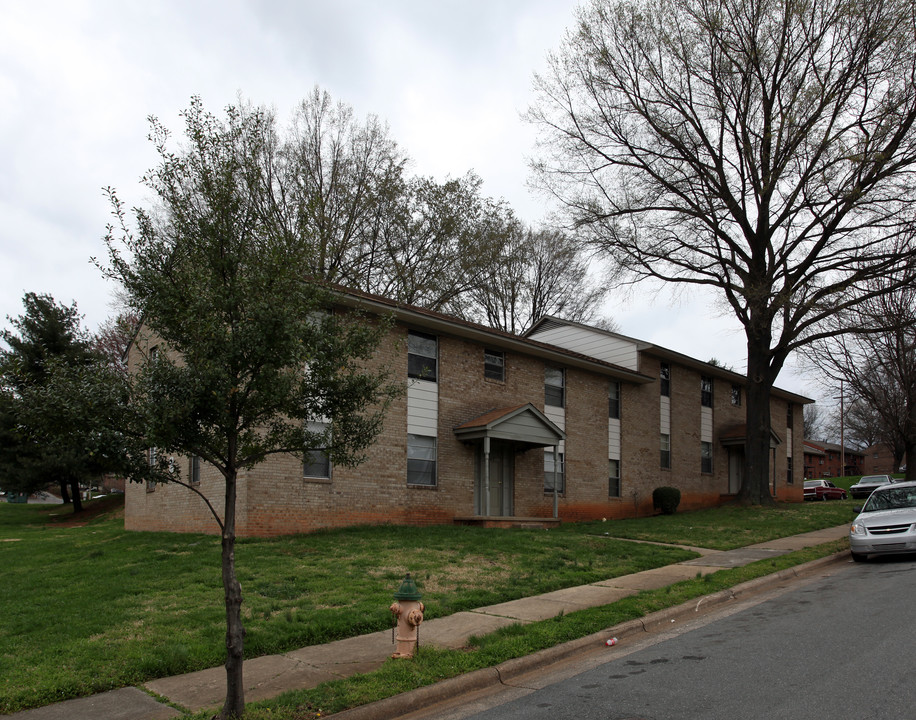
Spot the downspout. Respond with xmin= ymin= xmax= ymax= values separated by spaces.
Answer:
xmin=553 ymin=444 xmax=559 ymax=519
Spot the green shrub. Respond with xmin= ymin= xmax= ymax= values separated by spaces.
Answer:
xmin=653 ymin=486 xmax=681 ymax=515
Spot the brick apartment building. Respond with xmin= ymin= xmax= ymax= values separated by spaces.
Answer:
xmin=803 ymin=440 xmax=864 ymax=478
xmin=863 ymin=443 xmax=907 ymax=475
xmin=124 ymin=288 xmax=809 ymax=536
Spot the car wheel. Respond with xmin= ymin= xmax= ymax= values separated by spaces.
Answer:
xmin=822 ymin=494 xmax=828 ymax=501
xmin=851 ymin=552 xmax=868 ymax=563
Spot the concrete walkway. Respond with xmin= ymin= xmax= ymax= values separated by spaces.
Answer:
xmin=6 ymin=525 xmax=849 ymax=720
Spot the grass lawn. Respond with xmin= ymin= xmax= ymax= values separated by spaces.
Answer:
xmin=0 ymin=494 xmax=854 ymax=714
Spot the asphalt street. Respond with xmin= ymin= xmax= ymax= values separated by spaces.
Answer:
xmin=415 ymin=555 xmax=916 ymax=720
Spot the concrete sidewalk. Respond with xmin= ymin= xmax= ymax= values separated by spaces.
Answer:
xmin=7 ymin=525 xmax=849 ymax=720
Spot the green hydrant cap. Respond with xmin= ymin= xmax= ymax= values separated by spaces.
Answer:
xmin=393 ymin=573 xmax=422 ymax=601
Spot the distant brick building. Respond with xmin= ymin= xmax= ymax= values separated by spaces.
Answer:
xmin=863 ymin=444 xmax=906 ymax=475
xmin=124 ymin=289 xmax=810 ymax=536
xmin=803 ymin=440 xmax=864 ymax=478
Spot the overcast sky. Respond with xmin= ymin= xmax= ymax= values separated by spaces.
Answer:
xmin=0 ymin=0 xmax=816 ymax=400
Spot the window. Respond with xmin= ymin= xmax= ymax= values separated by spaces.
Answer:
xmin=660 ymin=433 xmax=671 ymax=469
xmin=407 ymin=434 xmax=437 ymax=486
xmin=701 ymin=441 xmax=713 ymax=474
xmin=608 ymin=381 xmax=620 ymax=419
xmin=701 ymin=376 xmax=713 ymax=407
xmin=484 ymin=349 xmax=505 ymax=381
xmin=787 ymin=456 xmax=794 ymax=484
xmin=731 ymin=384 xmax=742 ymax=406
xmin=660 ymin=363 xmax=670 ymax=397
xmin=407 ymin=331 xmax=437 ymax=381
xmin=786 ymin=402 xmax=795 ymax=429
xmin=609 ymin=459 xmax=621 ymax=497
xmin=303 ymin=421 xmax=331 ymax=479
xmin=545 ymin=366 xmax=565 ymax=407
xmin=190 ymin=455 xmax=201 ymax=485
xmin=147 ymin=447 xmax=157 ymax=492
xmin=544 ymin=451 xmax=565 ymax=493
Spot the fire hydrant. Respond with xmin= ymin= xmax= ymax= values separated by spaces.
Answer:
xmin=389 ymin=573 xmax=424 ymax=659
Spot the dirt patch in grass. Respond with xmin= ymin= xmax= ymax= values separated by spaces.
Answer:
xmin=44 ymin=496 xmax=125 ymax=527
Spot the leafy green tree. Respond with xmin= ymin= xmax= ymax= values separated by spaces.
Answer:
xmin=0 ymin=293 xmax=100 ymax=507
xmin=100 ymin=97 xmax=399 ymax=719
xmin=530 ymin=0 xmax=916 ymax=503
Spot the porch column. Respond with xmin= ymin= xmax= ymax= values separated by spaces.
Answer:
xmin=483 ymin=436 xmax=491 ymax=517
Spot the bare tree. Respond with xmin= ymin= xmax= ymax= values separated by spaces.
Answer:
xmin=803 ymin=403 xmax=824 ymax=441
xmin=529 ymin=0 xmax=916 ymax=502
xmin=810 ymin=280 xmax=916 ymax=480
xmin=277 ymin=86 xmax=407 ymax=284
xmin=362 ymin=172 xmax=509 ymax=314
xmin=92 ymin=312 xmax=139 ymax=374
xmin=470 ymin=226 xmax=607 ymax=334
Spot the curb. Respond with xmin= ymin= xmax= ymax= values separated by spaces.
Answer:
xmin=332 ymin=550 xmax=849 ymax=719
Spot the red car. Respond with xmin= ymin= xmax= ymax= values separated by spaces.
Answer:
xmin=804 ymin=479 xmax=847 ymax=501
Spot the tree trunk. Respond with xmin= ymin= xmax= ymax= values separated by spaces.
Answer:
xmin=59 ymin=479 xmax=71 ymax=504
xmin=738 ymin=332 xmax=777 ymax=505
xmin=220 ymin=468 xmax=245 ymax=719
xmin=69 ymin=477 xmax=83 ymax=513
xmin=905 ymin=396 xmax=916 ymax=482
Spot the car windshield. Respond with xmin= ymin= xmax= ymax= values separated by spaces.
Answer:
xmin=863 ymin=488 xmax=916 ymax=512
xmin=860 ymin=476 xmax=889 ymax=484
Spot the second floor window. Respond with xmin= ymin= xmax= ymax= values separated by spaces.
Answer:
xmin=545 ymin=366 xmax=565 ymax=407
xmin=407 ymin=331 xmax=438 ymax=381
xmin=660 ymin=363 xmax=670 ymax=397
xmin=608 ymin=381 xmax=620 ymax=419
xmin=731 ymin=384 xmax=742 ymax=406
xmin=484 ymin=349 xmax=505 ymax=381
xmin=701 ymin=376 xmax=713 ymax=407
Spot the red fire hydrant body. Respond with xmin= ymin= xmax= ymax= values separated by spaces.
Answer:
xmin=390 ymin=573 xmax=424 ymax=659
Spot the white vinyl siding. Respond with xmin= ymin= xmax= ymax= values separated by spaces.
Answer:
xmin=701 ymin=407 xmax=713 ymax=443
xmin=608 ymin=418 xmax=621 ymax=460
xmin=407 ymin=380 xmax=438 ymax=436
xmin=660 ymin=396 xmax=671 ymax=435
xmin=527 ymin=325 xmax=639 ymax=370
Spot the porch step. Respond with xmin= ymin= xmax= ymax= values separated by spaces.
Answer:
xmin=453 ymin=515 xmax=561 ymax=530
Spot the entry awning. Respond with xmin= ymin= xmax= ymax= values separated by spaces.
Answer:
xmin=719 ymin=424 xmax=782 ymax=448
xmin=453 ymin=403 xmax=565 ymax=448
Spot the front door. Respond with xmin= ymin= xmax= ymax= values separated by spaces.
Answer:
xmin=728 ymin=447 xmax=744 ymax=494
xmin=475 ymin=444 xmax=514 ymax=516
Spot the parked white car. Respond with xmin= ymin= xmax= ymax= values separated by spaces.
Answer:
xmin=850 ymin=481 xmax=916 ymax=562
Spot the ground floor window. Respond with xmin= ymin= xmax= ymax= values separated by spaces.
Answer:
xmin=701 ymin=441 xmax=713 ymax=474
xmin=544 ymin=451 xmax=565 ymax=493
xmin=190 ymin=455 xmax=201 ymax=485
xmin=407 ymin=434 xmax=437 ymax=486
xmin=147 ymin=448 xmax=157 ymax=491
xmin=660 ymin=434 xmax=671 ymax=469
xmin=303 ymin=421 xmax=331 ymax=479
xmin=609 ymin=459 xmax=621 ymax=497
